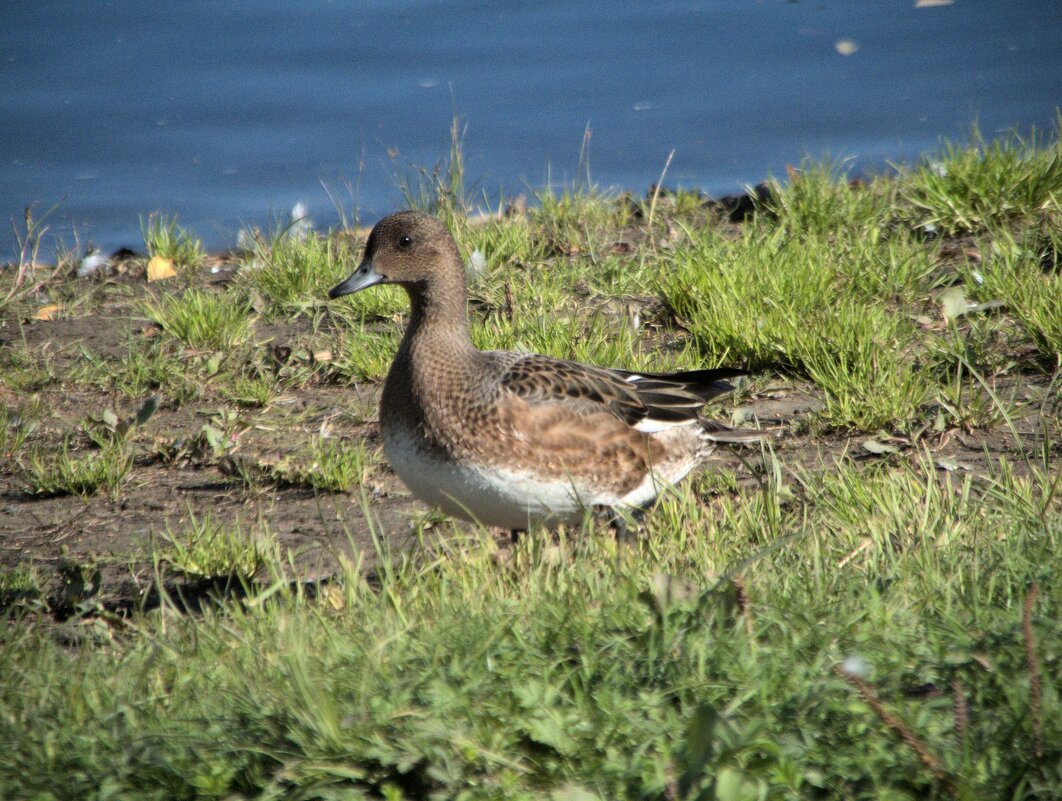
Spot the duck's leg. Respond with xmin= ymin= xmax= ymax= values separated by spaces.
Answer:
xmin=487 ymin=526 xmax=523 ymax=546
xmin=592 ymin=505 xmax=642 ymax=541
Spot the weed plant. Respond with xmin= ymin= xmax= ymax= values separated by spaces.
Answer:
xmin=140 ymin=288 xmax=254 ymax=350
xmin=290 ymin=436 xmax=379 ymax=492
xmin=154 ymin=515 xmax=270 ymax=579
xmin=141 ymin=212 xmax=205 ymax=266
xmin=900 ymin=123 xmax=1062 ymax=235
xmin=1 ymin=455 xmax=1058 ymax=799
xmin=19 ymin=439 xmax=132 ymax=500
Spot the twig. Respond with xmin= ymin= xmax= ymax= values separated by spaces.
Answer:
xmin=732 ymin=574 xmax=755 ymax=640
xmin=647 ymin=149 xmax=676 ymax=243
xmin=835 ymin=664 xmax=955 ymax=791
xmin=1022 ymin=582 xmax=1043 ymax=758
xmin=951 ymin=678 xmax=967 ymax=745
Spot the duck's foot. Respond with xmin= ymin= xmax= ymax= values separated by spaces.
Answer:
xmin=487 ymin=526 xmax=524 ymax=546
xmin=591 ymin=505 xmax=642 ymax=541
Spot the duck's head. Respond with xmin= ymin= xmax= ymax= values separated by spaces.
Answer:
xmin=329 ymin=211 xmax=462 ymax=299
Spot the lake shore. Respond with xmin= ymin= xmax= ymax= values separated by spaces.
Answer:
xmin=2 ymin=134 xmax=1059 ymax=799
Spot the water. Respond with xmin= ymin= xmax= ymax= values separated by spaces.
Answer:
xmin=2 ymin=0 xmax=1061 ymax=259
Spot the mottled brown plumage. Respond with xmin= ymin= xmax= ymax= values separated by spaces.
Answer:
xmin=329 ymin=211 xmax=761 ymax=529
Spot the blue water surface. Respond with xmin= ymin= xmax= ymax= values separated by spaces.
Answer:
xmin=2 ymin=0 xmax=1060 ymax=258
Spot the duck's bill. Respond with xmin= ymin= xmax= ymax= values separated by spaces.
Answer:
xmin=329 ymin=259 xmax=384 ymax=299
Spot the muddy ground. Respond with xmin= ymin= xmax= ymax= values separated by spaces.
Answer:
xmin=0 ymin=241 xmax=1058 ymax=615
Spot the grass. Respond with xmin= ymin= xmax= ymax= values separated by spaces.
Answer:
xmin=225 ymin=435 xmax=381 ymax=492
xmin=220 ymin=372 xmax=280 ymax=408
xmin=274 ymin=435 xmax=380 ymax=492
xmin=0 ymin=202 xmax=65 ymax=314
xmin=968 ymin=234 xmax=1062 ymax=361
xmin=764 ymin=159 xmax=893 ymax=238
xmin=153 ymin=514 xmax=270 ymax=580
xmin=1 ymin=455 xmax=1058 ymax=799
xmin=19 ymin=438 xmax=132 ymax=500
xmin=1 ymin=126 xmax=1061 ymax=800
xmin=76 ymin=339 xmax=204 ymax=403
xmin=297 ymin=435 xmax=378 ymax=492
xmin=471 ymin=307 xmax=680 ymax=376
xmin=241 ymin=228 xmax=408 ymax=326
xmin=900 ymin=123 xmax=1062 ymax=235
xmin=140 ymin=288 xmax=254 ymax=350
xmin=0 ymin=339 xmax=61 ymax=393
xmin=659 ymin=226 xmax=935 ymax=431
xmin=0 ymin=563 xmax=41 ymax=600
xmin=332 ymin=325 xmax=402 ymax=383
xmin=0 ymin=403 xmax=38 ymax=462
xmin=141 ymin=212 xmax=205 ymax=266
xmin=393 ymin=115 xmax=473 ymax=230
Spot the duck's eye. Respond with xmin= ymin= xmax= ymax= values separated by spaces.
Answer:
xmin=398 ymin=235 xmax=413 ymax=249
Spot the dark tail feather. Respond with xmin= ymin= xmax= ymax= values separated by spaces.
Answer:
xmin=639 ymin=367 xmax=748 ymax=402
xmin=700 ymin=419 xmax=771 ymax=443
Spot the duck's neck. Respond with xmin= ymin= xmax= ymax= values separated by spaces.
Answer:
xmin=400 ymin=275 xmax=476 ymax=367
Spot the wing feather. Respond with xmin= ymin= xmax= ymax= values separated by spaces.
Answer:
xmin=497 ymin=354 xmax=749 ymax=430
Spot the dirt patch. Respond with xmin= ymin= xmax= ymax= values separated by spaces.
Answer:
xmin=1 ymin=233 xmax=1058 ymax=615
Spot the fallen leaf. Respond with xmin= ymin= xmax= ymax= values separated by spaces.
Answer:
xmin=135 ymin=397 xmax=159 ymax=426
xmin=147 ymin=255 xmax=177 ymax=281
xmin=940 ymin=286 xmax=967 ymax=321
xmin=312 ymin=349 xmax=333 ymax=363
xmin=965 ymin=299 xmax=1005 ymax=315
xmin=862 ymin=439 xmax=899 ymax=455
xmin=32 ymin=304 xmax=61 ymax=321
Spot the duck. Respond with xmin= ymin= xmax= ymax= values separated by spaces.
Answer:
xmin=329 ymin=211 xmax=761 ymax=531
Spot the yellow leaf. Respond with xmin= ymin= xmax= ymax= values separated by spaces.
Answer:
xmin=147 ymin=256 xmax=177 ymax=282
xmin=32 ymin=304 xmax=60 ymax=321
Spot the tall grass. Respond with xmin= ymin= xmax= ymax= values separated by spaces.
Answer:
xmin=1 ymin=456 xmax=1057 ymax=800
xmin=900 ymin=123 xmax=1062 ymax=235
xmin=660 ymin=225 xmax=933 ymax=430
xmin=141 ymin=289 xmax=254 ymax=350
xmin=141 ymin=212 xmax=205 ymax=266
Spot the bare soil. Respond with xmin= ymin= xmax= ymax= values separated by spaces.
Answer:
xmin=0 ymin=250 xmax=1057 ymax=615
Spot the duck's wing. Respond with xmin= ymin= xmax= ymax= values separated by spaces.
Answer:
xmin=497 ymin=353 xmax=754 ymax=435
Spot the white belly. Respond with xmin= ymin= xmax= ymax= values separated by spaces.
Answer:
xmin=381 ymin=428 xmax=596 ymax=529
xmin=380 ymin=424 xmax=703 ymax=530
